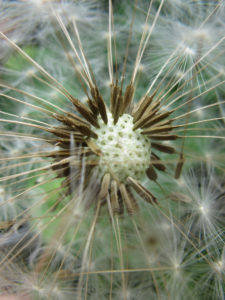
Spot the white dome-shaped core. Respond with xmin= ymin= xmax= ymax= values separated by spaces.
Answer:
xmin=92 ymin=112 xmax=151 ymax=182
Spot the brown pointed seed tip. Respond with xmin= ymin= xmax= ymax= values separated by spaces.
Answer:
xmin=127 ymin=186 xmax=139 ymax=213
xmin=150 ymin=134 xmax=179 ymax=141
xmin=133 ymin=94 xmax=154 ymax=122
xmin=87 ymin=98 xmax=99 ymax=116
xmin=113 ymin=93 xmax=123 ymax=124
xmin=151 ymin=142 xmax=176 ymax=154
xmin=74 ymin=122 xmax=98 ymax=139
xmin=121 ymin=83 xmax=134 ymax=115
xmin=135 ymin=99 xmax=161 ymax=127
xmin=91 ymin=86 xmax=108 ymax=124
xmin=127 ymin=176 xmax=157 ymax=205
xmin=151 ymin=153 xmax=166 ymax=171
xmin=110 ymin=84 xmax=121 ymax=116
xmin=47 ymin=127 xmax=71 ymax=138
xmin=175 ymin=153 xmax=185 ymax=179
xmin=86 ymin=140 xmax=102 ymax=156
xmin=70 ymin=96 xmax=99 ymax=128
xmin=146 ymin=165 xmax=158 ymax=181
xmin=98 ymin=173 xmax=111 ymax=201
xmin=142 ymin=125 xmax=175 ymax=135
xmin=142 ymin=110 xmax=174 ymax=129
xmin=119 ymin=183 xmax=137 ymax=214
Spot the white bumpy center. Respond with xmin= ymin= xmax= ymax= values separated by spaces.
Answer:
xmin=92 ymin=112 xmax=151 ymax=182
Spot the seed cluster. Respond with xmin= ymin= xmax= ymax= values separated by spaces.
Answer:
xmin=93 ymin=112 xmax=151 ymax=182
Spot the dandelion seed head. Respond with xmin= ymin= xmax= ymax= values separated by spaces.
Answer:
xmin=192 ymin=28 xmax=210 ymax=42
xmin=175 ymin=70 xmax=186 ymax=80
xmin=195 ymin=106 xmax=204 ymax=118
xmin=92 ymin=112 xmax=151 ymax=182
xmin=31 ymin=284 xmax=50 ymax=299
xmin=142 ymin=23 xmax=152 ymax=33
xmin=103 ymin=79 xmax=112 ymax=87
xmin=173 ymin=261 xmax=181 ymax=275
xmin=137 ymin=63 xmax=145 ymax=73
xmin=218 ymin=66 xmax=225 ymax=76
xmin=182 ymin=27 xmax=212 ymax=53
xmin=198 ymin=203 xmax=209 ymax=217
xmin=176 ymin=176 xmax=187 ymax=188
xmin=0 ymin=1 xmax=225 ymax=298
xmin=214 ymin=260 xmax=225 ymax=273
xmin=160 ymin=221 xmax=172 ymax=231
xmin=22 ymin=68 xmax=37 ymax=81
xmin=180 ymin=42 xmax=196 ymax=57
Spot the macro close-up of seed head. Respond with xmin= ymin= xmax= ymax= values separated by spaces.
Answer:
xmin=0 ymin=0 xmax=224 ymax=299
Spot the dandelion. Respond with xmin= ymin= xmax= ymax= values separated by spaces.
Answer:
xmin=0 ymin=0 xmax=225 ymax=299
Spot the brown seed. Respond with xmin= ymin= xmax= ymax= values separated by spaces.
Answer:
xmin=151 ymin=152 xmax=166 ymax=171
xmin=87 ymin=97 xmax=99 ymax=116
xmin=113 ymin=93 xmax=123 ymax=124
xmin=132 ymin=94 xmax=154 ymax=122
xmin=133 ymin=94 xmax=159 ymax=122
xmin=48 ymin=150 xmax=70 ymax=158
xmin=120 ymin=83 xmax=134 ymax=115
xmin=48 ymin=127 xmax=71 ymax=138
xmin=175 ymin=153 xmax=185 ymax=179
xmin=110 ymin=84 xmax=121 ymax=115
xmin=54 ymin=112 xmax=88 ymax=127
xmin=150 ymin=134 xmax=179 ymax=141
xmin=75 ymin=122 xmax=98 ymax=139
xmin=98 ymin=173 xmax=111 ymax=201
xmin=126 ymin=186 xmax=139 ymax=213
xmin=91 ymin=86 xmax=108 ymax=124
xmin=142 ymin=124 xmax=175 ymax=135
xmin=151 ymin=142 xmax=176 ymax=154
xmin=86 ymin=140 xmax=102 ymax=156
xmin=133 ymin=107 xmax=158 ymax=130
xmin=83 ymin=162 xmax=99 ymax=191
xmin=70 ymin=96 xmax=99 ymax=128
xmin=119 ymin=183 xmax=138 ymax=214
xmin=127 ymin=176 xmax=157 ymax=205
xmin=142 ymin=110 xmax=174 ymax=129
xmin=146 ymin=165 xmax=158 ymax=181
